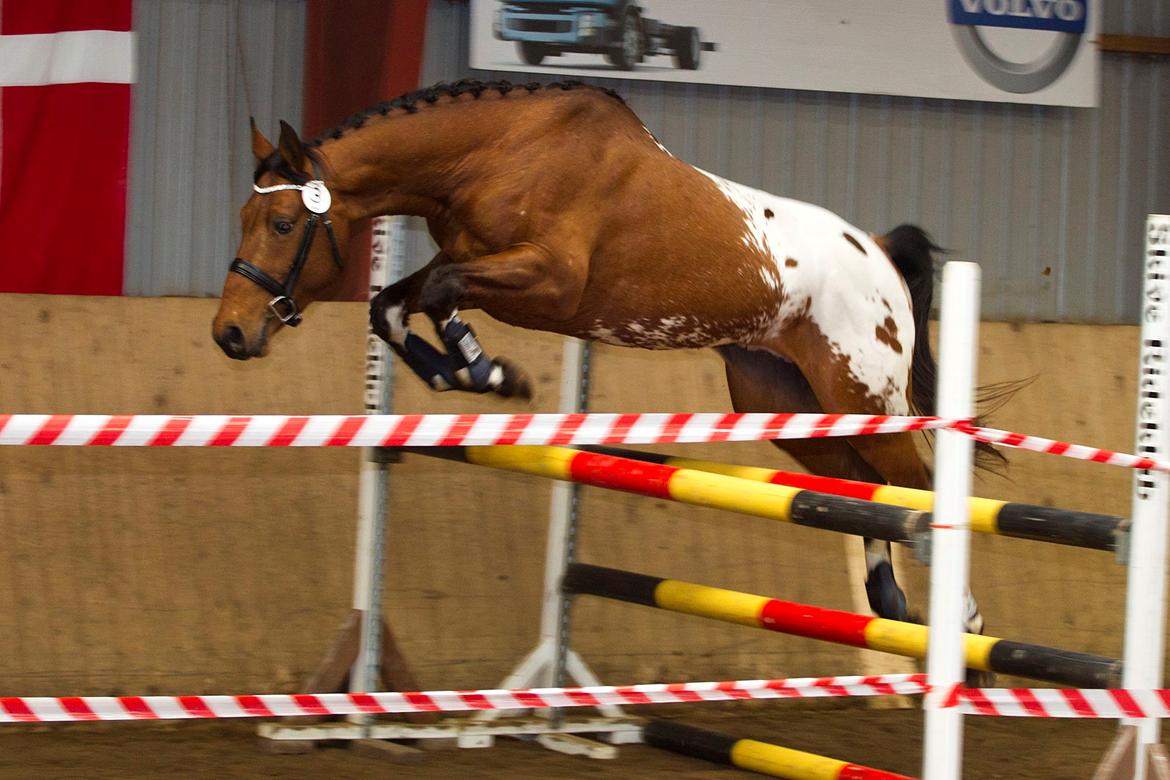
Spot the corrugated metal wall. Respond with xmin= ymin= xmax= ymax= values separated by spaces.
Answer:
xmin=125 ymin=0 xmax=305 ymax=296
xmin=123 ymin=0 xmax=1170 ymax=323
xmin=417 ymin=0 xmax=1170 ymax=324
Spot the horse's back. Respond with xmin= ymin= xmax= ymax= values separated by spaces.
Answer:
xmin=586 ymin=155 xmax=915 ymax=339
xmin=695 ymin=169 xmax=908 ymax=310
xmin=455 ymin=91 xmax=917 ymax=395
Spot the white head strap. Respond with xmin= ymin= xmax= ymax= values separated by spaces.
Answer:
xmin=253 ymin=179 xmax=332 ymax=214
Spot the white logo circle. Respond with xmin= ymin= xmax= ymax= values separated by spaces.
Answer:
xmin=301 ymin=181 xmax=332 ymax=214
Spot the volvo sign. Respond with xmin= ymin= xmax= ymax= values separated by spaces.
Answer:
xmin=470 ymin=0 xmax=1099 ymax=107
xmin=949 ymin=0 xmax=1089 ymax=93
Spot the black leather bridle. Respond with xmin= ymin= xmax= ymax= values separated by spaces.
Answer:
xmin=230 ymin=175 xmax=344 ymax=327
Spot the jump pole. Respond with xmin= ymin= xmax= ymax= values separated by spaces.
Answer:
xmin=1120 ymin=215 xmax=1170 ymax=779
xmin=469 ymin=339 xmax=637 ymax=757
xmin=265 ymin=216 xmax=422 ymax=747
xmin=407 ymin=446 xmax=931 ymax=545
xmin=563 ymin=562 xmax=1120 ymax=688
xmin=923 ymin=261 xmax=980 ymax=780
xmin=351 ymin=216 xmax=401 ymax=708
xmin=643 ymin=721 xmax=915 ymax=780
xmin=582 ymin=445 xmax=1126 ymax=552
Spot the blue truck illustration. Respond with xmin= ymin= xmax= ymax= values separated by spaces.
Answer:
xmin=493 ymin=1 xmax=717 ymax=71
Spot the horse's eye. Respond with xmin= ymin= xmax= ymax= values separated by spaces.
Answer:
xmin=274 ymin=220 xmax=294 ymax=235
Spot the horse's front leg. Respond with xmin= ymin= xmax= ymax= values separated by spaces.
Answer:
xmin=415 ymin=243 xmax=583 ymax=399
xmin=369 ymin=254 xmax=462 ymax=392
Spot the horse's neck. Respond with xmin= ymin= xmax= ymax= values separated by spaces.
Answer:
xmin=320 ymin=112 xmax=481 ymax=222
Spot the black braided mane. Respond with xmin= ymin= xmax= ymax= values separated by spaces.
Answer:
xmin=252 ymin=79 xmax=624 ymax=183
xmin=307 ymin=78 xmax=625 ymax=147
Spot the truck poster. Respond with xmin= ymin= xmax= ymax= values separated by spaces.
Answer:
xmin=469 ymin=0 xmax=1098 ymax=107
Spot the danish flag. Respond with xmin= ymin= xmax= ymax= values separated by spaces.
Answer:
xmin=0 ymin=1 xmax=133 ymax=294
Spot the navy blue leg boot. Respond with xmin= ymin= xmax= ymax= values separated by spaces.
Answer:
xmin=436 ymin=314 xmax=531 ymax=399
xmin=391 ymin=332 xmax=459 ymax=392
xmin=438 ymin=313 xmax=498 ymax=392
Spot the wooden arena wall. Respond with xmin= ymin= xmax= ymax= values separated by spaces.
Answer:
xmin=0 ymin=294 xmax=1137 ymax=695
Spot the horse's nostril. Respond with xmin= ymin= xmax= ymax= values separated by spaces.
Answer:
xmin=216 ymin=324 xmax=250 ymax=359
xmin=225 ymin=325 xmax=245 ymax=349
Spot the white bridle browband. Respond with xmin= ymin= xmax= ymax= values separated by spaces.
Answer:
xmin=253 ymin=183 xmax=302 ymax=193
xmin=253 ymin=179 xmax=332 ymax=214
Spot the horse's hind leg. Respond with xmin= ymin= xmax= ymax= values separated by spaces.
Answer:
xmin=718 ymin=345 xmax=913 ymax=623
xmin=748 ymin=332 xmax=990 ymax=665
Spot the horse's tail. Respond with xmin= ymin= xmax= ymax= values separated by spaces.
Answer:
xmin=882 ymin=224 xmax=1021 ymax=474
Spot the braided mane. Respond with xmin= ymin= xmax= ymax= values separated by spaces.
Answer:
xmin=252 ymin=79 xmax=624 ymax=184
xmin=308 ymin=78 xmax=625 ymax=147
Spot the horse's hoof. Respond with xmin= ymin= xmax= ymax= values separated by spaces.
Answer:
xmin=865 ymin=561 xmax=909 ymax=622
xmin=493 ymin=357 xmax=533 ymax=401
xmin=368 ymin=293 xmax=405 ymax=345
xmin=965 ymin=668 xmax=996 ymax=688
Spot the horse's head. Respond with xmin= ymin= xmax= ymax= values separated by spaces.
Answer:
xmin=212 ymin=121 xmax=350 ymax=360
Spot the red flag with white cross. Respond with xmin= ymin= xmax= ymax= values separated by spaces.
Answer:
xmin=0 ymin=1 xmax=133 ymax=294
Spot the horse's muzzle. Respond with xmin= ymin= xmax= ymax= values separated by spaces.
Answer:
xmin=214 ymin=323 xmax=256 ymax=360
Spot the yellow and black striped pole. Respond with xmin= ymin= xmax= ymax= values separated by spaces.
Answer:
xmin=563 ymin=562 xmax=1120 ymax=689
xmin=402 ymin=444 xmax=1124 ymax=551
xmin=643 ymin=720 xmax=914 ymax=780
xmin=406 ymin=445 xmax=928 ymax=544
xmin=584 ymin=445 xmax=1125 ymax=552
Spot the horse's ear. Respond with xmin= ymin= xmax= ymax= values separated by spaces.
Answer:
xmin=251 ymin=118 xmax=275 ymax=162
xmin=277 ymin=120 xmax=307 ymax=171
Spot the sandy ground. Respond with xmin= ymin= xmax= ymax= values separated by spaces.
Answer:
xmin=0 ymin=704 xmax=1130 ymax=779
xmin=0 ymin=302 xmax=1149 ymax=780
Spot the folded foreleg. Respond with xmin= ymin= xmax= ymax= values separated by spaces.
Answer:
xmin=370 ymin=255 xmax=461 ymax=393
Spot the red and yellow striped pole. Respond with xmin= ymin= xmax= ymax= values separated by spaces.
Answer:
xmin=406 ymin=445 xmax=1123 ymax=551
xmin=412 ymin=445 xmax=926 ymax=543
xmin=644 ymin=720 xmax=915 ymax=780
xmin=581 ymin=445 xmax=1124 ymax=552
xmin=563 ymin=563 xmax=1119 ymax=689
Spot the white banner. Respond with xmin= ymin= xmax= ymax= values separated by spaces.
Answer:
xmin=470 ymin=0 xmax=1098 ymax=107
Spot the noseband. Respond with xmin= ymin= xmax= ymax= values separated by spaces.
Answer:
xmin=230 ymin=176 xmax=344 ymax=327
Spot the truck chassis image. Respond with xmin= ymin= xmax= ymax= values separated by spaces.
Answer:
xmin=493 ymin=1 xmax=717 ymax=71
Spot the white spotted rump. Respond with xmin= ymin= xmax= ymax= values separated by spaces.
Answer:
xmin=697 ymin=169 xmax=916 ymax=413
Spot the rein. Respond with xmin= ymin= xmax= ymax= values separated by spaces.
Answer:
xmin=230 ymin=167 xmax=344 ymax=327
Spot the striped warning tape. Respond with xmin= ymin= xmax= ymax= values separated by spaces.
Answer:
xmin=0 ymin=412 xmax=945 ymax=448
xmin=950 ymin=421 xmax=1170 ymax=472
xmin=6 ymin=677 xmax=1169 ymax=722
xmin=1 ymin=412 xmax=1167 ymax=473
xmin=0 ymin=674 xmax=928 ymax=723
xmin=948 ymin=686 xmax=1170 ymax=719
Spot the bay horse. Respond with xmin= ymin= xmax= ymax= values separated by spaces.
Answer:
xmin=212 ymin=79 xmax=1003 ymax=650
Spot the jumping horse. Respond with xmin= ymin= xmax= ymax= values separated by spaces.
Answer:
xmin=213 ymin=79 xmax=1004 ymax=649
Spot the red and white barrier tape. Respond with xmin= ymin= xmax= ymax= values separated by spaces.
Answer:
xmin=951 ymin=421 xmax=1170 ymax=473
xmin=948 ymin=687 xmax=1170 ymax=719
xmin=2 ymin=413 xmax=1167 ymax=473
xmin=0 ymin=674 xmax=927 ymax=723
xmin=0 ymin=413 xmax=946 ymax=448
xmin=9 ymin=674 xmax=1170 ymax=722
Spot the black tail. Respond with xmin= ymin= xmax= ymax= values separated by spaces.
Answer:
xmin=883 ymin=224 xmax=1019 ymax=474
